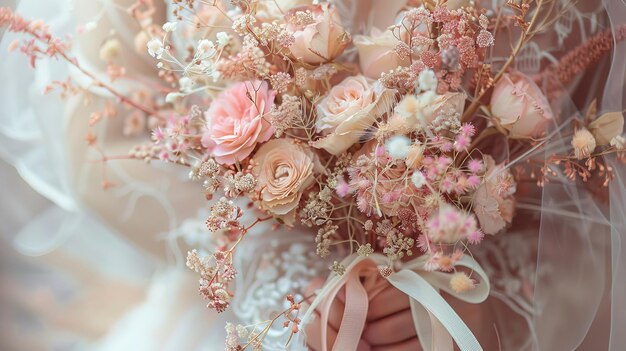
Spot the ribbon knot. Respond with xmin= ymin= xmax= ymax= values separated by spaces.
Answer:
xmin=302 ymin=253 xmax=490 ymax=351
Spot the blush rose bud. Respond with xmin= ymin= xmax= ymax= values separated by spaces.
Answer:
xmin=285 ymin=3 xmax=350 ymax=64
xmin=490 ymin=72 xmax=554 ymax=139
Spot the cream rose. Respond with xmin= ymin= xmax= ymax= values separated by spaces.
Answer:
xmin=252 ymin=139 xmax=318 ymax=225
xmin=285 ymin=3 xmax=350 ymax=64
xmin=354 ymin=28 xmax=410 ymax=79
xmin=313 ymin=75 xmax=395 ymax=155
xmin=490 ymin=72 xmax=554 ymax=139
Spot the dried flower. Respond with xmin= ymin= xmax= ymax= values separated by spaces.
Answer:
xmin=411 ymin=171 xmax=426 ymax=188
xmin=223 ymin=172 xmax=257 ymax=197
xmin=330 ymin=261 xmax=346 ymax=275
xmin=206 ymin=197 xmax=243 ymax=232
xmin=385 ymin=135 xmax=412 ymax=159
xmin=572 ymin=128 xmax=597 ymax=159
xmin=383 ymin=229 xmax=415 ymax=260
xmin=357 ymin=243 xmax=374 ymax=257
xmin=449 ymin=272 xmax=475 ymax=293
xmin=186 ymin=250 xmax=213 ymax=276
xmin=269 ymin=72 xmax=291 ymax=93
xmin=315 ymin=223 xmax=338 ymax=258
xmin=199 ymin=159 xmax=220 ymax=177
xmin=427 ymin=205 xmax=481 ymax=244
xmin=395 ymin=41 xmax=412 ymax=60
xmin=476 ymin=30 xmax=494 ymax=48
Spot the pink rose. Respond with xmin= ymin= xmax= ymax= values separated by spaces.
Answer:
xmin=202 ymin=81 xmax=275 ymax=165
xmin=252 ymin=139 xmax=318 ymax=225
xmin=490 ymin=72 xmax=554 ymax=139
xmin=354 ymin=28 xmax=410 ymax=78
xmin=313 ymin=75 xmax=395 ymax=155
xmin=472 ymin=156 xmax=516 ymax=235
xmin=285 ymin=3 xmax=350 ymax=64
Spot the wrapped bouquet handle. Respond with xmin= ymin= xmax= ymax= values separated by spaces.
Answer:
xmin=302 ymin=254 xmax=489 ymax=351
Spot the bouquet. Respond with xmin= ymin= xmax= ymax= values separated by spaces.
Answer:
xmin=2 ymin=0 xmax=626 ymax=350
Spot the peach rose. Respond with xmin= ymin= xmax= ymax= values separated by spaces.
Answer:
xmin=252 ymin=139 xmax=318 ymax=225
xmin=472 ymin=156 xmax=516 ymax=235
xmin=490 ymin=72 xmax=554 ymax=139
xmin=285 ymin=3 xmax=350 ymax=64
xmin=202 ymin=81 xmax=275 ymax=165
xmin=313 ymin=75 xmax=395 ymax=155
xmin=354 ymin=28 xmax=410 ymax=79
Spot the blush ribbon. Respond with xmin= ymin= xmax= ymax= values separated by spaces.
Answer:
xmin=301 ymin=253 xmax=490 ymax=351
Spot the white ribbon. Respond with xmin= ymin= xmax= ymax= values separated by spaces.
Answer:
xmin=302 ymin=253 xmax=490 ymax=351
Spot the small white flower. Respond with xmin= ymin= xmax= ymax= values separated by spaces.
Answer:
xmin=179 ymin=77 xmax=194 ymax=92
xmin=418 ymin=69 xmax=437 ymax=92
xmin=216 ymin=32 xmax=229 ymax=48
xmin=147 ymin=38 xmax=164 ymax=58
xmin=411 ymin=171 xmax=426 ymax=188
xmin=385 ymin=135 xmax=412 ymax=160
xmin=611 ymin=135 xmax=626 ymax=150
xmin=197 ymin=39 xmax=215 ymax=55
xmin=162 ymin=21 xmax=178 ymax=33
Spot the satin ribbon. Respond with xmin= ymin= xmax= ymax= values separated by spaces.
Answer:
xmin=302 ymin=253 xmax=490 ymax=351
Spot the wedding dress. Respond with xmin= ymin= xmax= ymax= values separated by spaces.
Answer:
xmin=1 ymin=0 xmax=625 ymax=350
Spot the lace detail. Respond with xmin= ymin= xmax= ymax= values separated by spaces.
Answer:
xmin=232 ymin=227 xmax=327 ymax=350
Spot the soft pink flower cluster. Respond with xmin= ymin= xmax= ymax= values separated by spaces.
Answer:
xmin=181 ymin=1 xmax=538 ymax=292
xmin=6 ymin=0 xmax=626 ymax=349
xmin=67 ymin=0 xmax=597 ymax=339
